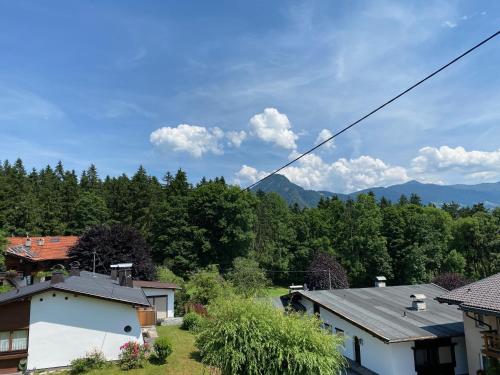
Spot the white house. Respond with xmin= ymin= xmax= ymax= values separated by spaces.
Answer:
xmin=288 ymin=283 xmax=468 ymax=375
xmin=437 ymin=273 xmax=500 ymax=375
xmin=0 ymin=267 xmax=149 ymax=374
xmin=132 ymin=280 xmax=179 ymax=320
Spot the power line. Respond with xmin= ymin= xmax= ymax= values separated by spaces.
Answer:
xmin=245 ymin=30 xmax=500 ymax=191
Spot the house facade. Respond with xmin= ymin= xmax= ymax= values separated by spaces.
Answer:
xmin=132 ymin=280 xmax=179 ymax=320
xmin=0 ymin=267 xmax=149 ymax=374
xmin=290 ymin=283 xmax=468 ymax=375
xmin=437 ymin=273 xmax=500 ymax=375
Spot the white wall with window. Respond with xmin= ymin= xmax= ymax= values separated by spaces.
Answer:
xmin=462 ymin=311 xmax=498 ymax=374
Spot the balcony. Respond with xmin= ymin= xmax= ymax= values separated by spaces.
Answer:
xmin=482 ymin=331 xmax=500 ymax=359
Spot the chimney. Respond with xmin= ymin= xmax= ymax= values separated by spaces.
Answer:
xmin=117 ymin=263 xmax=133 ymax=287
xmin=110 ymin=265 xmax=118 ymax=280
xmin=51 ymin=267 xmax=65 ymax=284
xmin=411 ymin=294 xmax=427 ymax=311
xmin=374 ymin=276 xmax=387 ymax=288
xmin=37 ymin=238 xmax=45 ymax=246
xmin=69 ymin=261 xmax=80 ymax=277
xmin=25 ymin=237 xmax=31 ymax=248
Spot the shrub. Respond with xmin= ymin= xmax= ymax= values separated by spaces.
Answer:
xmin=69 ymin=350 xmax=106 ymax=374
xmin=118 ymin=341 xmax=147 ymax=370
xmin=152 ymin=336 xmax=173 ymax=364
xmin=196 ymin=296 xmax=346 ymax=375
xmin=432 ymin=273 xmax=470 ymax=291
xmin=181 ymin=312 xmax=204 ymax=332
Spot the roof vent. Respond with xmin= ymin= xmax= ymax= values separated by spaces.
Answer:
xmin=51 ymin=265 xmax=66 ymax=284
xmin=374 ymin=276 xmax=386 ymax=288
xmin=411 ymin=294 xmax=427 ymax=311
xmin=37 ymin=238 xmax=45 ymax=246
xmin=69 ymin=261 xmax=80 ymax=277
xmin=25 ymin=238 xmax=31 ymax=248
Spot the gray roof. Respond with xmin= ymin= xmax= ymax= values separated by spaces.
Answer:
xmin=436 ymin=273 xmax=500 ymax=315
xmin=295 ymin=284 xmax=464 ymax=343
xmin=0 ymin=271 xmax=150 ymax=307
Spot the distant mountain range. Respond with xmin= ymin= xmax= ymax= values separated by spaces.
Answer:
xmin=251 ymin=174 xmax=500 ymax=208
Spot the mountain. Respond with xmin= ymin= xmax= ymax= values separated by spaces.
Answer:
xmin=251 ymin=174 xmax=500 ymax=208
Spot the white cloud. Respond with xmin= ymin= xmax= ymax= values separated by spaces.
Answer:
xmin=226 ymin=130 xmax=247 ymax=147
xmin=315 ymin=129 xmax=335 ymax=149
xmin=234 ymin=165 xmax=269 ymax=185
xmin=411 ymin=146 xmax=500 ymax=177
xmin=150 ymin=124 xmax=225 ymax=158
xmin=443 ymin=20 xmax=457 ymax=28
xmin=236 ymin=152 xmax=410 ymax=193
xmin=0 ymin=88 xmax=65 ymax=121
xmin=249 ymin=108 xmax=298 ymax=149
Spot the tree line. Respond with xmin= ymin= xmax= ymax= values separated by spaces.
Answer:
xmin=0 ymin=159 xmax=499 ymax=287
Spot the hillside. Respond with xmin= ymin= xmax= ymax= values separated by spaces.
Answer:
xmin=251 ymin=175 xmax=500 ymax=208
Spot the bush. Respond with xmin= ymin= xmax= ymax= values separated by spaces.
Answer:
xmin=196 ymin=296 xmax=346 ymax=375
xmin=432 ymin=273 xmax=470 ymax=291
xmin=118 ymin=341 xmax=147 ymax=370
xmin=69 ymin=350 xmax=107 ymax=374
xmin=181 ymin=312 xmax=204 ymax=332
xmin=152 ymin=336 xmax=173 ymax=364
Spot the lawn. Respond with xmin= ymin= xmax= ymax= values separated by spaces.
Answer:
xmin=263 ymin=285 xmax=288 ymax=297
xmin=78 ymin=325 xmax=208 ymax=375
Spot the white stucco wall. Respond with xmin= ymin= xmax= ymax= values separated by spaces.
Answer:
xmin=142 ymin=288 xmax=175 ymax=318
xmin=301 ymin=297 xmax=468 ymax=375
xmin=27 ymin=291 xmax=143 ymax=370
xmin=463 ymin=311 xmax=498 ymax=375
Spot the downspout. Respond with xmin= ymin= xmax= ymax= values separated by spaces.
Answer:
xmin=465 ymin=311 xmax=493 ymax=331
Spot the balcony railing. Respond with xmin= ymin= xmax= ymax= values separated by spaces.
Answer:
xmin=482 ymin=331 xmax=500 ymax=359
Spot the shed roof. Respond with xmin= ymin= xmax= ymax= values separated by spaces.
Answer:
xmin=6 ymin=236 xmax=78 ymax=261
xmin=436 ymin=273 xmax=500 ymax=315
xmin=295 ymin=284 xmax=464 ymax=343
xmin=0 ymin=273 xmax=150 ymax=307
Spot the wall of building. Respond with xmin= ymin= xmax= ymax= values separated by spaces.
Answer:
xmin=0 ymin=301 xmax=30 ymax=374
xmin=142 ymin=288 xmax=174 ymax=318
xmin=27 ymin=291 xmax=143 ymax=370
xmin=463 ymin=311 xmax=498 ymax=375
xmin=300 ymin=297 xmax=468 ymax=375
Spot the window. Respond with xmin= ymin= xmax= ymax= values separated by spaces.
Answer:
xmin=335 ymin=328 xmax=344 ymax=337
xmin=313 ymin=303 xmax=320 ymax=315
xmin=322 ymin=323 xmax=331 ymax=331
xmin=414 ymin=348 xmax=428 ymax=366
xmin=474 ymin=312 xmax=486 ymax=328
xmin=124 ymin=325 xmax=132 ymax=333
xmin=438 ymin=346 xmax=453 ymax=364
xmin=0 ymin=330 xmax=28 ymax=352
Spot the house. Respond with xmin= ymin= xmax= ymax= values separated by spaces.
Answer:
xmin=132 ymin=280 xmax=179 ymax=320
xmin=4 ymin=236 xmax=79 ymax=285
xmin=437 ymin=273 xmax=500 ymax=375
xmin=288 ymin=282 xmax=468 ymax=375
xmin=0 ymin=265 xmax=150 ymax=374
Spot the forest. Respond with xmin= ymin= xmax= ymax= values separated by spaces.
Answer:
xmin=0 ymin=158 xmax=499 ymax=287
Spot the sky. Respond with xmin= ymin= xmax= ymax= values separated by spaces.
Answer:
xmin=0 ymin=0 xmax=499 ymax=193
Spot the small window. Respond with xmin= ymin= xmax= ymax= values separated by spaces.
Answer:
xmin=438 ymin=346 xmax=453 ymax=364
xmin=124 ymin=325 xmax=132 ymax=333
xmin=474 ymin=313 xmax=486 ymax=328
xmin=322 ymin=323 xmax=331 ymax=331
xmin=335 ymin=328 xmax=345 ymax=337
xmin=414 ymin=348 xmax=428 ymax=366
xmin=313 ymin=303 xmax=320 ymax=315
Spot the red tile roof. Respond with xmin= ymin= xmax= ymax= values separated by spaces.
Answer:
xmin=5 ymin=236 xmax=79 ymax=261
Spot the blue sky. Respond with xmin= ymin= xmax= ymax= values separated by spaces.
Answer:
xmin=0 ymin=0 xmax=499 ymax=193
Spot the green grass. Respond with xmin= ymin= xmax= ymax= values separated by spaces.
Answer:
xmin=263 ymin=285 xmax=288 ymax=297
xmin=68 ymin=326 xmax=208 ymax=375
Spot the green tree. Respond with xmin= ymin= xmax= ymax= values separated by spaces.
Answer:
xmin=185 ymin=265 xmax=231 ymax=305
xmin=228 ymin=257 xmax=269 ymax=297
xmin=72 ymin=191 xmax=109 ymax=233
xmin=196 ymin=296 xmax=346 ymax=375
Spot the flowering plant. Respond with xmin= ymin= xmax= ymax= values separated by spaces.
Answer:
xmin=118 ymin=341 xmax=148 ymax=370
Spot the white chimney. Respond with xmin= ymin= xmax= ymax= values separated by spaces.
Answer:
xmin=37 ymin=238 xmax=45 ymax=246
xmin=374 ymin=276 xmax=386 ymax=288
xmin=411 ymin=294 xmax=427 ymax=311
xmin=25 ymin=238 xmax=31 ymax=247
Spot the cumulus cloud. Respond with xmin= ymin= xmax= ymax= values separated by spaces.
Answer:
xmin=249 ymin=108 xmax=298 ymax=149
xmin=150 ymin=124 xmax=225 ymax=158
xmin=315 ymin=129 xmax=335 ymax=149
xmin=236 ymin=153 xmax=409 ymax=192
xmin=411 ymin=146 xmax=500 ymax=177
xmin=226 ymin=130 xmax=247 ymax=147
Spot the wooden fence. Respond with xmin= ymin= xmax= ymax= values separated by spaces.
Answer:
xmin=136 ymin=308 xmax=156 ymax=327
